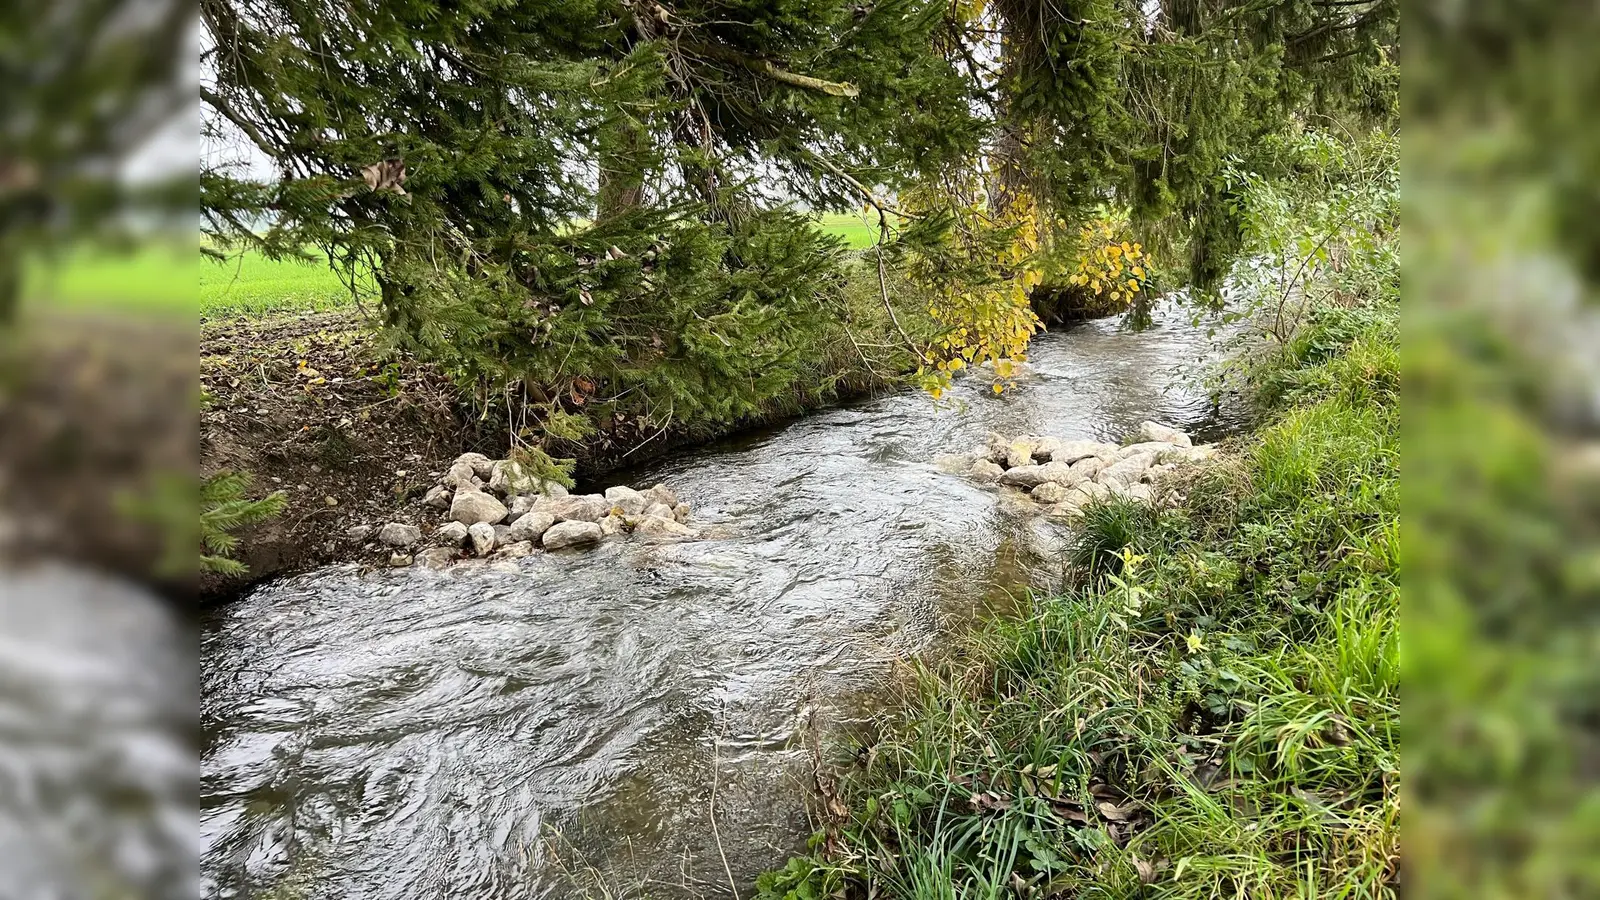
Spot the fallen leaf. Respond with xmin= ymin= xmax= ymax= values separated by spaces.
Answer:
xmin=969 ymin=791 xmax=1013 ymax=813
xmin=1097 ymin=800 xmax=1138 ymax=823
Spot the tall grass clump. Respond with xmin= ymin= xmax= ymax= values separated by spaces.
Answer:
xmin=759 ymin=158 xmax=1399 ymax=898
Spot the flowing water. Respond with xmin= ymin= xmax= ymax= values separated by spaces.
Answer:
xmin=200 ymin=307 xmax=1245 ymax=899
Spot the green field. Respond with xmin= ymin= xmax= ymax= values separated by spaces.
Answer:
xmin=200 ymin=248 xmax=360 ymax=318
xmin=24 ymin=243 xmax=198 ymax=316
xmin=17 ymin=215 xmax=884 ymax=320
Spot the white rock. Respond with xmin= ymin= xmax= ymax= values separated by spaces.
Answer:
xmin=1031 ymin=481 xmax=1072 ymax=503
xmin=449 ymin=489 xmax=508 ymax=526
xmin=1143 ymin=463 xmax=1177 ymax=484
xmin=998 ymin=464 xmax=1047 ymax=488
xmin=1118 ymin=441 xmax=1189 ymax=462
xmin=540 ymin=480 xmax=570 ymax=498
xmin=1050 ymin=440 xmax=1115 ymax=465
xmin=435 ymin=521 xmax=470 ymax=546
xmin=492 ymin=540 xmax=536 ymax=560
xmin=346 ymin=524 xmax=373 ymax=543
xmin=1068 ymin=456 xmax=1107 ymax=481
xmin=388 ymin=552 xmax=413 ymax=567
xmin=1030 ymin=437 xmax=1063 ymax=462
xmin=984 ymin=431 xmax=1011 ymax=463
xmin=998 ymin=461 xmax=1077 ymax=489
xmin=378 ymin=522 xmax=422 ymax=548
xmin=1097 ymin=454 xmax=1156 ymax=487
xmin=468 ymin=522 xmax=497 ymax=556
xmin=634 ymin=515 xmax=693 ymax=541
xmin=673 ymin=503 xmax=691 ymax=524
xmin=416 ymin=547 xmax=457 ymax=570
xmin=1005 ymin=440 xmax=1035 ymax=469
xmin=642 ymin=501 xmax=675 ymax=520
xmin=1135 ymin=421 xmax=1192 ymax=448
xmin=454 ymin=452 xmax=496 ymax=478
xmin=507 ymin=494 xmax=538 ymax=521
xmin=1076 ymin=481 xmax=1114 ymax=503
xmin=970 ymin=459 xmax=1005 ymax=483
xmin=422 ymin=484 xmax=452 ymax=509
xmin=508 ymin=510 xmax=555 ymax=544
xmin=489 ymin=459 xmax=538 ymax=496
xmin=643 ymin=483 xmax=679 ymax=508
xmin=599 ymin=513 xmax=627 ymax=537
xmin=542 ymin=520 xmax=603 ymax=550
xmin=549 ymin=494 xmax=610 ymax=523
xmin=444 ymin=461 xmax=480 ymax=489
xmin=604 ymin=485 xmax=649 ymax=516
xmin=1124 ymin=483 xmax=1156 ymax=503
xmin=494 ymin=524 xmax=513 ymax=547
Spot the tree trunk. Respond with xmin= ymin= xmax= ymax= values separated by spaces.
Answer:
xmin=597 ymin=118 xmax=646 ymax=220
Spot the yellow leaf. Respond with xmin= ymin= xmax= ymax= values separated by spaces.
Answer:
xmin=993 ymin=383 xmax=1004 ymax=394
xmin=1127 ymin=280 xmax=1138 ymax=291
xmin=1133 ymin=266 xmax=1145 ymax=278
xmin=948 ymin=357 xmax=965 ymax=371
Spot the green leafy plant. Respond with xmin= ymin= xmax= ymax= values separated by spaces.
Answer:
xmin=201 ymin=470 xmax=287 ymax=576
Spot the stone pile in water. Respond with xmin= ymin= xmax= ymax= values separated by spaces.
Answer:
xmin=374 ymin=452 xmax=694 ymax=569
xmin=937 ymin=420 xmax=1216 ymax=518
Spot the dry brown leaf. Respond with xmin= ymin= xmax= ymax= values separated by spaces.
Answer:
xmin=1097 ymin=800 xmax=1138 ymax=822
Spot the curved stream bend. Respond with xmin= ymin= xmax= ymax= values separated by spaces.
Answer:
xmin=201 ymin=307 xmax=1243 ymax=899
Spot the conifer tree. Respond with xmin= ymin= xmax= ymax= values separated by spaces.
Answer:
xmin=202 ymin=0 xmax=981 ymax=434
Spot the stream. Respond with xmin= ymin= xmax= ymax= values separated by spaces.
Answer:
xmin=200 ymin=306 xmax=1244 ymax=899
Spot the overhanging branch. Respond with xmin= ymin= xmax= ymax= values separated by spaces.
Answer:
xmin=683 ymin=43 xmax=860 ymax=97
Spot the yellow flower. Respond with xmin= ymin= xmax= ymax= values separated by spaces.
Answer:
xmin=993 ymin=382 xmax=1004 ymax=394
xmin=1186 ymin=631 xmax=1206 ymax=654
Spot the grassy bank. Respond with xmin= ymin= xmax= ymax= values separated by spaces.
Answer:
xmin=759 ymin=297 xmax=1399 ymax=898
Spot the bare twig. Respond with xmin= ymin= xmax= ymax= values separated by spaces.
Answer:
xmin=709 ymin=728 xmax=739 ymax=900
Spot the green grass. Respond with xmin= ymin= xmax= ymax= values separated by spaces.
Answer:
xmin=23 ymin=242 xmax=198 ymax=316
xmin=758 ymin=299 xmax=1400 ymax=900
xmin=817 ymin=212 xmax=882 ymax=249
xmin=201 ymin=248 xmax=363 ymax=318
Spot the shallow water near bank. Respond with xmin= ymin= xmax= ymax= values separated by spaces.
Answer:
xmin=200 ymin=305 xmax=1245 ymax=899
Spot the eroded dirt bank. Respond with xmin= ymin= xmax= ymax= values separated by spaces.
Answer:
xmin=200 ymin=311 xmax=893 ymax=600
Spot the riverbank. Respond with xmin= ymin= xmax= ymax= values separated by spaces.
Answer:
xmin=758 ymin=297 xmax=1399 ymax=897
xmin=199 ymin=259 xmax=931 ymax=600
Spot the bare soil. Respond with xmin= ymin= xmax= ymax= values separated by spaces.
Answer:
xmin=200 ymin=311 xmax=491 ymax=599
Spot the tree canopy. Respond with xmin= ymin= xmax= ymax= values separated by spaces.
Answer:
xmin=201 ymin=0 xmax=1396 ymax=441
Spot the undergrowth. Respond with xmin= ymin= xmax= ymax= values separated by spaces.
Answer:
xmin=759 ymin=298 xmax=1399 ymax=899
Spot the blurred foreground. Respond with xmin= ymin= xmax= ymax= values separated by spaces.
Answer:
xmin=1408 ymin=4 xmax=1600 ymax=896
